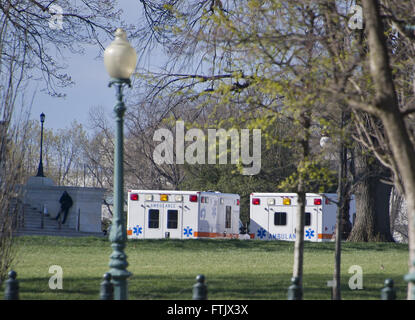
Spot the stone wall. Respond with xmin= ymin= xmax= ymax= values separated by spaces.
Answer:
xmin=24 ymin=176 xmax=106 ymax=233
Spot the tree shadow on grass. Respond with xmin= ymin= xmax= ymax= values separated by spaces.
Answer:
xmin=13 ymin=276 xmax=103 ymax=300
xmin=10 ymin=272 xmax=408 ymax=300
xmin=129 ymin=272 xmax=408 ymax=300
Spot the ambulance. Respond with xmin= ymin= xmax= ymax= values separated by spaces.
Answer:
xmin=249 ymin=193 xmax=355 ymax=242
xmin=127 ymin=190 xmax=241 ymax=239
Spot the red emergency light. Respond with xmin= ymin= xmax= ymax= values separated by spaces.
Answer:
xmin=237 ymin=199 xmax=240 ymax=205
xmin=252 ymin=198 xmax=260 ymax=205
xmin=130 ymin=193 xmax=139 ymax=201
xmin=189 ymin=195 xmax=198 ymax=202
xmin=314 ymin=198 xmax=322 ymax=205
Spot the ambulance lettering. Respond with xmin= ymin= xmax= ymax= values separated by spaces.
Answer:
xmin=149 ymin=203 xmax=164 ymax=208
xmin=148 ymin=203 xmax=177 ymax=209
xmin=268 ymin=233 xmax=296 ymax=240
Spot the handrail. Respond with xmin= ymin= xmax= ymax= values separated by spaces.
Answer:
xmin=20 ymin=203 xmax=25 ymax=228
xmin=58 ymin=213 xmax=62 ymax=230
xmin=77 ymin=208 xmax=80 ymax=232
xmin=40 ymin=203 xmax=44 ymax=229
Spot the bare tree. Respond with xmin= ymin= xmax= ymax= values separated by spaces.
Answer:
xmin=348 ymin=0 xmax=415 ymax=297
xmin=0 ymin=0 xmax=128 ymax=281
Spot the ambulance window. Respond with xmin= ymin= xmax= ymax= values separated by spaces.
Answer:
xmin=274 ymin=212 xmax=287 ymax=226
xmin=225 ymin=206 xmax=232 ymax=228
xmin=167 ymin=210 xmax=178 ymax=229
xmin=305 ymin=212 xmax=311 ymax=226
xmin=148 ymin=209 xmax=159 ymax=228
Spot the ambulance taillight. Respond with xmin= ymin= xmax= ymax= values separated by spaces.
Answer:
xmin=237 ymin=199 xmax=240 ymax=205
xmin=189 ymin=195 xmax=198 ymax=202
xmin=314 ymin=198 xmax=322 ymax=205
xmin=130 ymin=193 xmax=139 ymax=201
xmin=252 ymin=198 xmax=260 ymax=205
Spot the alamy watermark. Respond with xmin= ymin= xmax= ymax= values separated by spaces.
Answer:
xmin=49 ymin=265 xmax=63 ymax=290
xmin=327 ymin=265 xmax=364 ymax=291
xmin=153 ymin=121 xmax=261 ymax=175
xmin=48 ymin=4 xmax=64 ymax=30
xmin=348 ymin=5 xmax=363 ymax=30
xmin=348 ymin=265 xmax=364 ymax=290
xmin=46 ymin=3 xmax=362 ymax=31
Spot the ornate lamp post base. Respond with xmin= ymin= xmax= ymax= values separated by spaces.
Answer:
xmin=109 ymin=243 xmax=131 ymax=300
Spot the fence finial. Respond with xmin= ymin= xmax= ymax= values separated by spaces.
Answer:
xmin=192 ymin=274 xmax=207 ymax=300
xmin=381 ymin=278 xmax=396 ymax=300
xmin=4 ymin=270 xmax=19 ymax=300
xmin=100 ymin=273 xmax=114 ymax=300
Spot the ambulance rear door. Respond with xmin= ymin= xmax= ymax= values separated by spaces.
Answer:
xmin=267 ymin=197 xmax=295 ymax=240
xmin=144 ymin=194 xmax=183 ymax=239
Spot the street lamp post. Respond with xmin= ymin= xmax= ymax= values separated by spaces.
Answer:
xmin=36 ymin=112 xmax=45 ymax=177
xmin=104 ymin=28 xmax=137 ymax=300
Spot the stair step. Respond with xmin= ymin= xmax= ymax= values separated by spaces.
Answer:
xmin=15 ymin=203 xmax=103 ymax=237
xmin=14 ymin=228 xmax=104 ymax=237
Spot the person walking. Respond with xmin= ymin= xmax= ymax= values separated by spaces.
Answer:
xmin=55 ymin=190 xmax=73 ymax=225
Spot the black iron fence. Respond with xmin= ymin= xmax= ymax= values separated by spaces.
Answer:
xmin=2 ymin=270 xmax=403 ymax=300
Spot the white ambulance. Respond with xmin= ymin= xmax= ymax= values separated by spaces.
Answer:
xmin=249 ymin=193 xmax=355 ymax=242
xmin=127 ymin=190 xmax=241 ymax=239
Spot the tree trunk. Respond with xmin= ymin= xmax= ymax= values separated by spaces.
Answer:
xmin=292 ymin=112 xmax=310 ymax=291
xmin=348 ymin=148 xmax=394 ymax=242
xmin=349 ymin=149 xmax=376 ymax=241
xmin=362 ymin=0 xmax=415 ymax=298
xmin=293 ymin=189 xmax=305 ymax=285
xmin=390 ymin=187 xmax=405 ymax=239
xmin=374 ymin=182 xmax=393 ymax=241
xmin=333 ymin=110 xmax=350 ymax=300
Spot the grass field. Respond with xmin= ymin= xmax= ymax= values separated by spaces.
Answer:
xmin=2 ymin=236 xmax=410 ymax=300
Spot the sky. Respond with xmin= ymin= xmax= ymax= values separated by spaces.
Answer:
xmin=27 ymin=1 xmax=163 ymax=132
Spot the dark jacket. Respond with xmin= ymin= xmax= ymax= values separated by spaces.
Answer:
xmin=59 ymin=191 xmax=73 ymax=209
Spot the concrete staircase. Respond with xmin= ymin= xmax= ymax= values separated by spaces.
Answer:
xmin=14 ymin=203 xmax=104 ymax=237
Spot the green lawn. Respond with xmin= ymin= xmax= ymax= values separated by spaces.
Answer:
xmin=2 ymin=236 xmax=410 ymax=300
